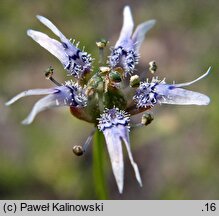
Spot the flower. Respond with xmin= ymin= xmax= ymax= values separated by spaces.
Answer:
xmin=109 ymin=6 xmax=156 ymax=75
xmin=133 ymin=68 xmax=211 ymax=108
xmin=27 ymin=15 xmax=93 ymax=78
xmin=5 ymin=81 xmax=87 ymax=125
xmin=5 ymin=6 xmax=210 ymax=193
xmin=98 ymin=108 xmax=142 ymax=193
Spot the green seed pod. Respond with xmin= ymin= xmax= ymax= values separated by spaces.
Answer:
xmin=130 ymin=75 xmax=140 ymax=87
xmin=109 ymin=71 xmax=122 ymax=83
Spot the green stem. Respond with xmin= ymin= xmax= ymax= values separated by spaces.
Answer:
xmin=93 ymin=130 xmax=108 ymax=199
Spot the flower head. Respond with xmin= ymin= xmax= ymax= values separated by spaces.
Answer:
xmin=5 ymin=6 xmax=211 ymax=193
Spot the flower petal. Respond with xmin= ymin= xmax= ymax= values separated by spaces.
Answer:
xmin=173 ymin=66 xmax=211 ymax=88
xmin=134 ymin=68 xmax=211 ymax=107
xmin=27 ymin=30 xmax=69 ymax=66
xmin=36 ymin=15 xmax=78 ymax=57
xmin=156 ymin=85 xmax=210 ymax=105
xmin=98 ymin=108 xmax=142 ymax=193
xmin=6 ymin=82 xmax=87 ymax=125
xmin=28 ymin=16 xmax=93 ymax=78
xmin=132 ymin=20 xmax=156 ymax=52
xmin=110 ymin=6 xmax=155 ymax=75
xmin=117 ymin=124 xmax=142 ymax=187
xmin=115 ymin=6 xmax=134 ymax=47
xmin=36 ymin=15 xmax=71 ymax=47
xmin=102 ymin=128 xmax=124 ymax=193
xmin=21 ymin=94 xmax=58 ymax=125
xmin=5 ymin=88 xmax=58 ymax=106
xmin=156 ymin=67 xmax=211 ymax=105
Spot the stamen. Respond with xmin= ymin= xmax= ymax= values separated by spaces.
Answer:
xmin=96 ymin=39 xmax=109 ymax=64
xmin=45 ymin=66 xmax=62 ymax=86
xmin=72 ymin=129 xmax=96 ymax=156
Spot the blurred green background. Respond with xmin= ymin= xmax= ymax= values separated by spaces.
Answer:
xmin=0 ymin=0 xmax=218 ymax=199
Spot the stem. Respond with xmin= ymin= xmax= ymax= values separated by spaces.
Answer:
xmin=98 ymin=48 xmax=104 ymax=64
xmin=93 ymin=130 xmax=108 ymax=199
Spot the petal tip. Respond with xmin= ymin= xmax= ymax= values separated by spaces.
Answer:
xmin=21 ymin=118 xmax=32 ymax=125
xmin=124 ymin=5 xmax=131 ymax=12
xmin=27 ymin=29 xmax=34 ymax=37
xmin=203 ymin=96 xmax=210 ymax=105
xmin=148 ymin=19 xmax=156 ymax=26
xmin=36 ymin=14 xmax=42 ymax=19
xmin=5 ymin=101 xmax=11 ymax=106
xmin=206 ymin=66 xmax=212 ymax=75
xmin=36 ymin=15 xmax=46 ymax=22
xmin=118 ymin=184 xmax=124 ymax=194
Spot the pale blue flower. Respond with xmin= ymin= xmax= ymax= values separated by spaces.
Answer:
xmin=98 ymin=108 xmax=142 ymax=193
xmin=27 ymin=16 xmax=92 ymax=78
xmin=109 ymin=6 xmax=156 ymax=75
xmin=6 ymin=81 xmax=87 ymax=125
xmin=133 ymin=67 xmax=211 ymax=108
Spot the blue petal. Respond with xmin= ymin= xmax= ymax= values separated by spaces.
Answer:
xmin=6 ymin=82 xmax=87 ymax=125
xmin=156 ymin=84 xmax=210 ymax=105
xmin=98 ymin=108 xmax=142 ymax=193
xmin=115 ymin=6 xmax=134 ymax=48
xmin=28 ymin=16 xmax=92 ymax=78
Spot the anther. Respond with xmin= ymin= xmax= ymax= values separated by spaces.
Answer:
xmin=45 ymin=66 xmax=62 ymax=86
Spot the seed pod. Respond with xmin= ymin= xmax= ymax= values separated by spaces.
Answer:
xmin=109 ymin=71 xmax=122 ymax=83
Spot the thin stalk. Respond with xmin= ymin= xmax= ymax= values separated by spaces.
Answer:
xmin=93 ymin=130 xmax=108 ymax=199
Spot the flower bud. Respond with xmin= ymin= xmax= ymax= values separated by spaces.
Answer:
xmin=130 ymin=75 xmax=140 ymax=87
xmin=141 ymin=113 xmax=154 ymax=126
xmin=72 ymin=145 xmax=84 ymax=156
xmin=149 ymin=61 xmax=157 ymax=74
